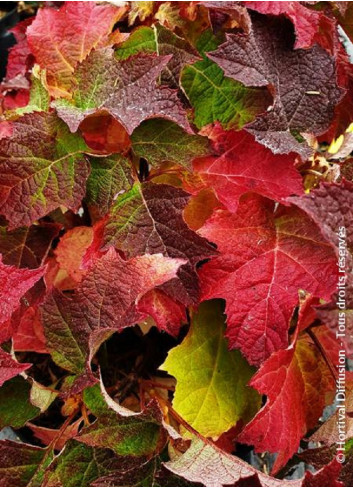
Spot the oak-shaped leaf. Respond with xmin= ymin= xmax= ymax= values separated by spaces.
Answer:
xmin=0 ymin=253 xmax=45 ymax=325
xmin=191 ymin=125 xmax=303 ymax=212
xmin=162 ymin=301 xmax=260 ymax=438
xmin=27 ymin=1 xmax=122 ymax=97
xmin=53 ymin=48 xmax=191 ymax=135
xmin=0 ymin=112 xmax=89 ymax=229
xmin=245 ymin=2 xmax=322 ymax=49
xmin=40 ymin=249 xmax=185 ymax=374
xmin=131 ymin=119 xmax=210 ymax=169
xmin=198 ymin=194 xmax=337 ymax=365
xmin=238 ymin=327 xmax=337 ymax=474
xmin=181 ymin=29 xmax=271 ymax=131
xmin=103 ymin=182 xmax=216 ymax=306
xmin=208 ymin=13 xmax=344 ymax=156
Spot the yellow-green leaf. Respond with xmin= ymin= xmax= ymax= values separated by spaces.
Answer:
xmin=162 ymin=300 xmax=260 ymax=438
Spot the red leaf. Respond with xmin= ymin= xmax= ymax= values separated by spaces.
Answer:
xmin=192 ymin=126 xmax=303 ymax=212
xmin=0 ymin=254 xmax=45 ymax=324
xmin=27 ymin=2 xmax=122 ymax=97
xmin=0 ymin=349 xmax=31 ymax=387
xmin=199 ymin=194 xmax=337 ymax=365
xmin=245 ymin=2 xmax=322 ymax=49
xmin=238 ymin=330 xmax=337 ymax=474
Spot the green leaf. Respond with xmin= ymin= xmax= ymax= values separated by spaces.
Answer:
xmin=131 ymin=119 xmax=210 ymax=169
xmin=0 ymin=441 xmax=50 ymax=486
xmin=115 ymin=26 xmax=156 ymax=60
xmin=77 ymin=385 xmax=165 ymax=457
xmin=162 ymin=300 xmax=260 ymax=438
xmin=0 ymin=377 xmax=40 ymax=429
xmin=15 ymin=75 xmax=50 ymax=116
xmin=43 ymin=440 xmax=124 ymax=487
xmin=115 ymin=24 xmax=199 ymax=86
xmin=86 ymin=155 xmax=133 ymax=216
xmin=181 ymin=30 xmax=270 ymax=130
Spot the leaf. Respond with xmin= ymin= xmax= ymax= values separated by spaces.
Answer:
xmin=208 ymin=13 xmax=344 ymax=156
xmin=137 ymin=289 xmax=186 ymax=337
xmin=30 ymin=380 xmax=58 ymax=414
xmin=198 ymin=194 xmax=338 ymax=365
xmin=42 ymin=440 xmax=125 ymax=487
xmin=309 ymin=389 xmax=353 ymax=446
xmin=131 ymin=119 xmax=210 ymax=169
xmin=0 ymin=254 xmax=45 ymax=324
xmin=245 ymin=2 xmax=322 ymax=49
xmin=162 ymin=301 xmax=260 ymax=438
xmin=238 ymin=329 xmax=336 ymax=473
xmin=0 ymin=112 xmax=90 ymax=229
xmin=103 ymin=182 xmax=215 ymax=305
xmin=164 ymin=436 xmax=299 ymax=487
xmin=0 ymin=377 xmax=39 ymax=429
xmin=76 ymin=384 xmax=165 ymax=457
xmin=91 ymin=455 xmax=195 ymax=487
xmin=27 ymin=1 xmax=121 ymax=97
xmin=40 ymin=249 xmax=185 ymax=373
xmin=289 ymin=180 xmax=353 ymax=256
xmin=5 ymin=18 xmax=33 ymax=81
xmin=0 ymin=220 xmax=60 ymax=269
xmin=52 ymin=226 xmax=94 ymax=287
xmin=53 ymin=48 xmax=191 ymax=135
xmin=181 ymin=29 xmax=271 ymax=130
xmin=0 ymin=440 xmax=49 ymax=487
xmin=191 ymin=125 xmax=303 ymax=212
xmin=86 ymin=155 xmax=133 ymax=217
xmin=116 ymin=23 xmax=200 ymax=87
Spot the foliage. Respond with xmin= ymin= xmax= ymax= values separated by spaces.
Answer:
xmin=0 ymin=1 xmax=352 ymax=486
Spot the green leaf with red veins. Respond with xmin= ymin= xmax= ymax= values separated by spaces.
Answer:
xmin=53 ymin=48 xmax=192 ymax=135
xmin=103 ymin=182 xmax=216 ymax=306
xmin=43 ymin=440 xmax=129 ymax=487
xmin=0 ymin=253 xmax=45 ymax=324
xmin=0 ymin=112 xmax=89 ymax=229
xmin=181 ymin=29 xmax=271 ymax=131
xmin=198 ymin=194 xmax=337 ymax=366
xmin=207 ymin=14 xmax=344 ymax=157
xmin=131 ymin=119 xmax=210 ymax=170
xmin=238 ymin=330 xmax=337 ymax=474
xmin=40 ymin=249 xmax=185 ymax=373
xmin=86 ymin=155 xmax=134 ymax=217
xmin=27 ymin=1 xmax=121 ymax=98
xmin=192 ymin=126 xmax=303 ymax=213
